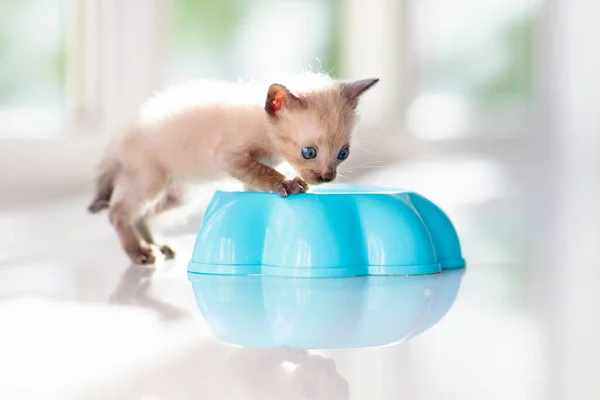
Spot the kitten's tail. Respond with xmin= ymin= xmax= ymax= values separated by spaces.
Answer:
xmin=87 ymin=156 xmax=121 ymax=213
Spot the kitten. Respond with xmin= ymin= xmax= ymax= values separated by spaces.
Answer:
xmin=87 ymin=73 xmax=378 ymax=264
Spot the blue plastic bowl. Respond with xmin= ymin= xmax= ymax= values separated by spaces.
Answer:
xmin=188 ymin=184 xmax=465 ymax=278
xmin=188 ymin=269 xmax=465 ymax=349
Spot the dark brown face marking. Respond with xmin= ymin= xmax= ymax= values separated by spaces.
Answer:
xmin=265 ymin=76 xmax=380 ymax=185
xmin=339 ymin=78 xmax=380 ymax=109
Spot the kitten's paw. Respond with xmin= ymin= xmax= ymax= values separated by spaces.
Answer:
xmin=127 ymin=246 xmax=156 ymax=265
xmin=271 ymin=177 xmax=308 ymax=197
xmin=159 ymin=245 xmax=176 ymax=260
xmin=272 ymin=181 xmax=290 ymax=197
xmin=284 ymin=177 xmax=309 ymax=195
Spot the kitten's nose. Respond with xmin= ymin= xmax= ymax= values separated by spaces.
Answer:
xmin=319 ymin=172 xmax=335 ymax=182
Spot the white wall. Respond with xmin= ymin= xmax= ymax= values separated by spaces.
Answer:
xmin=545 ymin=0 xmax=600 ymax=398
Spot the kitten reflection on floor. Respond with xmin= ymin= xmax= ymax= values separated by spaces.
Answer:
xmin=109 ymin=263 xmax=191 ymax=321
xmin=105 ymin=345 xmax=350 ymax=400
xmin=105 ymin=264 xmax=350 ymax=400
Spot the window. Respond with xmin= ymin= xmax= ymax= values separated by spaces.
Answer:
xmin=163 ymin=0 xmax=341 ymax=85
xmin=405 ymin=0 xmax=540 ymax=140
xmin=0 ymin=0 xmax=67 ymax=137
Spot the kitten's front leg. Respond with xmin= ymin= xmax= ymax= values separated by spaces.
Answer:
xmin=223 ymin=154 xmax=307 ymax=196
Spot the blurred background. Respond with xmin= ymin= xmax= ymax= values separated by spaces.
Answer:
xmin=0 ymin=0 xmax=599 ymax=399
xmin=0 ymin=0 xmax=544 ymax=195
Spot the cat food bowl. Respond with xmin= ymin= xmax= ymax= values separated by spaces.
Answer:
xmin=188 ymin=184 xmax=465 ymax=278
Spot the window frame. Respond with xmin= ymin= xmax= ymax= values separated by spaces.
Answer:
xmin=0 ymin=0 xmax=169 ymax=201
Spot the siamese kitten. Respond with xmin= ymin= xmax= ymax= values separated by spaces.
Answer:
xmin=88 ymin=73 xmax=378 ymax=264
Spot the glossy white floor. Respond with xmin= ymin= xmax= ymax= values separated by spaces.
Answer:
xmin=0 ymin=156 xmax=596 ymax=400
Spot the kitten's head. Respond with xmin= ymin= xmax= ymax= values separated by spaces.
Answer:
xmin=264 ymin=77 xmax=379 ymax=185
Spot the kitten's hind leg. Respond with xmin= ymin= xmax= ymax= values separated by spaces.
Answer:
xmin=135 ymin=217 xmax=176 ymax=259
xmin=109 ymin=170 xmax=166 ymax=264
xmin=110 ymin=201 xmax=155 ymax=264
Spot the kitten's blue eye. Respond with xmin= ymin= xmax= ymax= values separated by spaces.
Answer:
xmin=302 ymin=147 xmax=317 ymax=159
xmin=337 ymin=147 xmax=350 ymax=160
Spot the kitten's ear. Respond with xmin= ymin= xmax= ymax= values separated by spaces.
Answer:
xmin=265 ymin=83 xmax=302 ymax=116
xmin=340 ymin=78 xmax=380 ymax=108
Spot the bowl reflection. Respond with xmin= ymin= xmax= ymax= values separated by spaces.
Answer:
xmin=189 ymin=269 xmax=464 ymax=349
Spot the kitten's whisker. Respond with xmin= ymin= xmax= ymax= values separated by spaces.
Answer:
xmin=349 ymin=162 xmax=387 ymax=168
xmin=360 ymin=165 xmax=386 ymax=169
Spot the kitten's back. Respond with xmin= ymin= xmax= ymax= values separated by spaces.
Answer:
xmin=136 ymin=72 xmax=335 ymax=125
